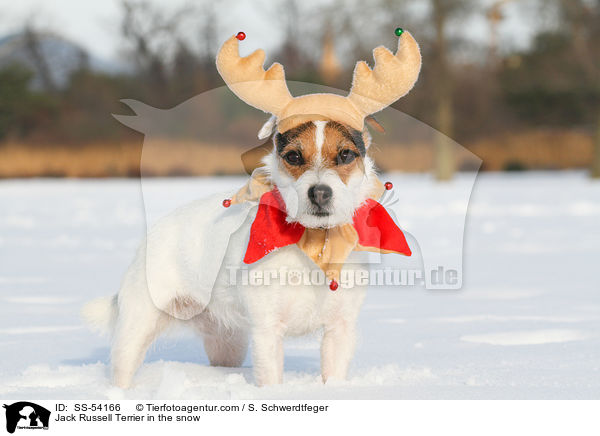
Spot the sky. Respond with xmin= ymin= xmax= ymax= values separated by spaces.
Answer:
xmin=0 ymin=0 xmax=544 ymax=65
xmin=0 ymin=0 xmax=284 ymax=63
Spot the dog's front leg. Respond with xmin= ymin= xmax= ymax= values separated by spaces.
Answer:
xmin=251 ymin=325 xmax=284 ymax=386
xmin=320 ymin=321 xmax=356 ymax=383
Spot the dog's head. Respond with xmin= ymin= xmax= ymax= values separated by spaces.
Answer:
xmin=262 ymin=118 xmax=378 ymax=228
xmin=216 ymin=29 xmax=422 ymax=228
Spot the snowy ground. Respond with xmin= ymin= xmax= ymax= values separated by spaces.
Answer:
xmin=0 ymin=172 xmax=599 ymax=399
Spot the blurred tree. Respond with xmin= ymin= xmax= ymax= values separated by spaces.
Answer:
xmin=0 ymin=65 xmax=34 ymax=139
xmin=171 ymin=40 xmax=201 ymax=100
xmin=23 ymin=26 xmax=56 ymax=93
xmin=319 ymin=29 xmax=342 ymax=85
xmin=431 ymin=0 xmax=464 ymax=181
xmin=3 ymin=0 xmax=599 ymax=176
xmin=557 ymin=0 xmax=600 ymax=178
xmin=0 ymin=64 xmax=57 ymax=141
xmin=270 ymin=0 xmax=319 ymax=84
xmin=120 ymin=0 xmax=171 ymax=104
xmin=118 ymin=0 xmax=223 ymax=105
xmin=275 ymin=0 xmax=303 ymax=73
xmin=503 ymin=0 xmax=600 ymax=176
xmin=195 ymin=2 xmax=220 ymax=91
xmin=486 ymin=0 xmax=515 ymax=68
xmin=60 ymin=70 xmax=141 ymax=143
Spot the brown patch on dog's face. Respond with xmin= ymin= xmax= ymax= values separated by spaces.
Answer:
xmin=275 ymin=122 xmax=317 ymax=179
xmin=274 ymin=120 xmax=368 ymax=182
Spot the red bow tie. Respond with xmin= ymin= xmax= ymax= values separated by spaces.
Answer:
xmin=244 ymin=188 xmax=411 ymax=264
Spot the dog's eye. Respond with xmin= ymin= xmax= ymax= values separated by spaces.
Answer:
xmin=284 ymin=150 xmax=303 ymax=165
xmin=337 ymin=149 xmax=357 ymax=165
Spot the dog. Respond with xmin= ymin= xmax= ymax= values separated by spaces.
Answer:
xmin=83 ymin=29 xmax=421 ymax=389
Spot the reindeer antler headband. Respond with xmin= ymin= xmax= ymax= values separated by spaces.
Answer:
xmin=216 ymin=29 xmax=422 ymax=133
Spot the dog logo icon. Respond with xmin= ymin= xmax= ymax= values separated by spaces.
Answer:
xmin=3 ymin=402 xmax=50 ymax=434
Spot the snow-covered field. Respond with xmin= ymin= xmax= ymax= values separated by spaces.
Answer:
xmin=1 ymin=172 xmax=599 ymax=399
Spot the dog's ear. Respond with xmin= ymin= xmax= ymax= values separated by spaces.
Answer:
xmin=241 ymin=142 xmax=272 ymax=175
xmin=258 ymin=115 xmax=277 ymax=140
xmin=365 ymin=115 xmax=385 ymax=133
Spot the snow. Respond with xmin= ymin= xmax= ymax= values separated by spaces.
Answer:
xmin=460 ymin=329 xmax=588 ymax=346
xmin=1 ymin=171 xmax=599 ymax=399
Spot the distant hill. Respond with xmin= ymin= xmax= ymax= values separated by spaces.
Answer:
xmin=0 ymin=30 xmax=125 ymax=90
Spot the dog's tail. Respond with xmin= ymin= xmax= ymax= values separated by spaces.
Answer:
xmin=81 ymin=295 xmax=118 ymax=336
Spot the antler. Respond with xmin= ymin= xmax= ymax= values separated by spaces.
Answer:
xmin=216 ymin=36 xmax=293 ymax=116
xmin=217 ymin=31 xmax=422 ymax=132
xmin=347 ymin=31 xmax=422 ymax=117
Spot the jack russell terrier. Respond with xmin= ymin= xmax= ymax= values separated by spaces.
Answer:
xmin=83 ymin=28 xmax=421 ymax=389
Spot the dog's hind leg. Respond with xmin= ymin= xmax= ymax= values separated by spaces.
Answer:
xmin=111 ymin=294 xmax=170 ymax=389
xmin=195 ymin=315 xmax=248 ymax=367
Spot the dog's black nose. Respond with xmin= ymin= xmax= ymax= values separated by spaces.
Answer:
xmin=308 ymin=184 xmax=332 ymax=207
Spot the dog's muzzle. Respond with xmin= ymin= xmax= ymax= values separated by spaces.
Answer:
xmin=308 ymin=184 xmax=332 ymax=216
